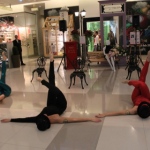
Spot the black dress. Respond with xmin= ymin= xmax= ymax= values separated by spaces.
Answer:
xmin=11 ymin=61 xmax=67 ymax=123
xmin=105 ymin=45 xmax=113 ymax=54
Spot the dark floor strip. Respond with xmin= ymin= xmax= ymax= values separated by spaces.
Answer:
xmin=46 ymin=112 xmax=104 ymax=150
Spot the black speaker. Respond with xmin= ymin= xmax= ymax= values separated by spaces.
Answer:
xmin=59 ymin=20 xmax=67 ymax=32
xmin=132 ymin=15 xmax=139 ymax=28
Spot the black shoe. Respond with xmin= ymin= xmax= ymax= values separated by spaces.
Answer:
xmin=21 ymin=63 xmax=26 ymax=65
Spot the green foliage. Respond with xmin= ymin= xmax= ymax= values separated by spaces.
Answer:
xmin=115 ymin=45 xmax=129 ymax=56
xmin=84 ymin=30 xmax=93 ymax=37
xmin=12 ymin=46 xmax=19 ymax=55
xmin=71 ymin=29 xmax=80 ymax=35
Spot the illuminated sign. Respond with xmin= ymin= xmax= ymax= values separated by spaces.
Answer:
xmin=31 ymin=8 xmax=39 ymax=11
xmin=101 ymin=3 xmax=124 ymax=13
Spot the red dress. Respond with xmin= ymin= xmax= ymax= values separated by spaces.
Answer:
xmin=128 ymin=61 xmax=150 ymax=106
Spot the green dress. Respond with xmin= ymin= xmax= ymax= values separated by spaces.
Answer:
xmin=0 ymin=61 xmax=11 ymax=97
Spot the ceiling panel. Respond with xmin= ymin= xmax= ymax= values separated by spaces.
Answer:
xmin=0 ymin=0 xmax=49 ymax=6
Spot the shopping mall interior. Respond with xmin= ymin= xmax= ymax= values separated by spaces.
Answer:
xmin=0 ymin=0 xmax=150 ymax=150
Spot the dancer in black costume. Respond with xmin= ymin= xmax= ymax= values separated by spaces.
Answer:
xmin=1 ymin=52 xmax=101 ymax=131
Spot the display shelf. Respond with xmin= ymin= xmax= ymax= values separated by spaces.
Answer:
xmin=0 ymin=31 xmax=15 ymax=42
xmin=42 ymin=15 xmax=74 ymax=57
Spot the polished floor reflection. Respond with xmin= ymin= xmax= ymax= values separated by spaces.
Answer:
xmin=0 ymin=56 xmax=150 ymax=150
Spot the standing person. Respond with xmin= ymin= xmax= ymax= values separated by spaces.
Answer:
xmin=1 ymin=51 xmax=101 ymax=131
xmin=107 ymin=29 xmax=116 ymax=47
xmin=0 ymin=52 xmax=11 ymax=101
xmin=13 ymin=35 xmax=25 ymax=65
xmin=96 ymin=51 xmax=150 ymax=119
xmin=94 ymin=31 xmax=100 ymax=51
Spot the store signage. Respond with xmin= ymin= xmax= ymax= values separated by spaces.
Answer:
xmin=31 ymin=7 xmax=39 ymax=11
xmin=80 ymin=36 xmax=86 ymax=44
xmin=101 ymin=3 xmax=124 ymax=14
xmin=0 ymin=6 xmax=12 ymax=11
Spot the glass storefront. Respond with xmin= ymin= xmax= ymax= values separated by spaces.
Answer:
xmin=86 ymin=20 xmax=118 ymax=51
xmin=0 ymin=12 xmax=38 ymax=58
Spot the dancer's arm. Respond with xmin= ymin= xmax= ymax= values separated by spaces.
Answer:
xmin=95 ymin=106 xmax=138 ymax=118
xmin=47 ymin=114 xmax=101 ymax=123
xmin=1 ymin=116 xmax=37 ymax=123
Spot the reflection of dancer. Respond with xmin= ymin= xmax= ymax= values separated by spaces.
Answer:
xmin=51 ymin=43 xmax=56 ymax=54
xmin=103 ymin=40 xmax=116 ymax=72
xmin=45 ymin=31 xmax=49 ymax=54
xmin=0 ymin=52 xmax=11 ymax=101
xmin=1 ymin=51 xmax=101 ymax=131
xmin=107 ymin=29 xmax=116 ymax=46
xmin=96 ymin=51 xmax=150 ymax=119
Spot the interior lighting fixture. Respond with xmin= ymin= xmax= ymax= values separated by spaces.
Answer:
xmin=81 ymin=9 xmax=86 ymax=17
xmin=75 ymin=12 xmax=79 ymax=16
xmin=75 ymin=9 xmax=86 ymax=17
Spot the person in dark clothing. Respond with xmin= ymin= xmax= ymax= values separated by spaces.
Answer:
xmin=13 ymin=35 xmax=25 ymax=65
xmin=0 ymin=52 xmax=11 ymax=101
xmin=1 ymin=52 xmax=101 ymax=131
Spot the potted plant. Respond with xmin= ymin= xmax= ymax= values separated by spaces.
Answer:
xmin=11 ymin=46 xmax=20 ymax=68
xmin=84 ymin=30 xmax=93 ymax=51
xmin=71 ymin=29 xmax=80 ymax=42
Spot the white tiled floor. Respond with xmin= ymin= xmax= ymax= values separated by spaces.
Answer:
xmin=0 ymin=55 xmax=150 ymax=150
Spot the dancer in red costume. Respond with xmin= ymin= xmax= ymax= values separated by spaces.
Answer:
xmin=96 ymin=51 xmax=150 ymax=118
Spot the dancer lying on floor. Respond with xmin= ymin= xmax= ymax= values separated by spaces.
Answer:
xmin=1 ymin=51 xmax=101 ymax=131
xmin=0 ymin=52 xmax=11 ymax=102
xmin=96 ymin=51 xmax=150 ymax=119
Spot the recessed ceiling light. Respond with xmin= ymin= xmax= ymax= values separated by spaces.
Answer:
xmin=19 ymin=0 xmax=23 ymax=2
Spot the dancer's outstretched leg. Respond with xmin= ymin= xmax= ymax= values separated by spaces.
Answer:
xmin=123 ymin=51 xmax=150 ymax=101
xmin=139 ymin=50 xmax=150 ymax=82
xmin=48 ymin=51 xmax=55 ymax=86
xmin=105 ymin=55 xmax=113 ymax=70
xmin=110 ymin=56 xmax=115 ymax=72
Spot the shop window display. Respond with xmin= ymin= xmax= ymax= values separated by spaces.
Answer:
xmin=0 ymin=13 xmax=38 ymax=58
xmin=86 ymin=21 xmax=117 ymax=51
xmin=43 ymin=15 xmax=74 ymax=57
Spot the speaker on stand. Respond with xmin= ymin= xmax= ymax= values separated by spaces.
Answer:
xmin=57 ymin=20 xmax=67 ymax=71
xmin=132 ymin=15 xmax=140 ymax=45
xmin=59 ymin=20 xmax=67 ymax=32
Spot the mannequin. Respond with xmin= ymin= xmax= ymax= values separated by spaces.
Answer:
xmin=103 ymin=40 xmax=116 ymax=72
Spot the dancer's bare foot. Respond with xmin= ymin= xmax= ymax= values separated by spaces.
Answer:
xmin=122 ymin=80 xmax=129 ymax=84
xmin=2 ymin=52 xmax=7 ymax=61
xmin=37 ymin=77 xmax=43 ymax=82
xmin=146 ymin=50 xmax=150 ymax=62
xmin=0 ymin=94 xmax=5 ymax=102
